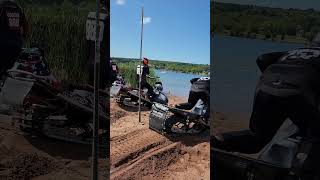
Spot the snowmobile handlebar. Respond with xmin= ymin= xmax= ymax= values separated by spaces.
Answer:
xmin=7 ymin=69 xmax=54 ymax=81
xmin=163 ymin=104 xmax=201 ymax=120
xmin=5 ymin=69 xmax=63 ymax=95
xmin=147 ymin=75 xmax=158 ymax=79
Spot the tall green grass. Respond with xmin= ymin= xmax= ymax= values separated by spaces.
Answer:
xmin=26 ymin=13 xmax=89 ymax=83
xmin=22 ymin=2 xmax=100 ymax=84
xmin=118 ymin=62 xmax=159 ymax=88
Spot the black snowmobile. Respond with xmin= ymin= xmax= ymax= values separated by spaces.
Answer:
xmin=149 ymin=77 xmax=210 ymax=134
xmin=0 ymin=48 xmax=108 ymax=146
xmin=211 ymin=119 xmax=319 ymax=180
xmin=110 ymin=74 xmax=128 ymax=98
xmin=115 ymin=81 xmax=168 ymax=109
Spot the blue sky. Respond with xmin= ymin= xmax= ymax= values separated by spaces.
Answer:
xmin=110 ymin=0 xmax=210 ymax=65
xmin=215 ymin=0 xmax=320 ymax=10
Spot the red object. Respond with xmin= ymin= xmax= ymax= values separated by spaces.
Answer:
xmin=143 ymin=57 xmax=149 ymax=65
xmin=52 ymin=79 xmax=61 ymax=89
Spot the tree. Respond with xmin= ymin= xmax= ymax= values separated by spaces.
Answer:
xmin=248 ymin=23 xmax=259 ymax=35
xmin=265 ymin=32 xmax=271 ymax=39
xmin=281 ymin=33 xmax=285 ymax=40
xmin=286 ymin=24 xmax=296 ymax=36
xmin=305 ymin=32 xmax=313 ymax=42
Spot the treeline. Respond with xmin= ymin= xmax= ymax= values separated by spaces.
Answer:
xmin=112 ymin=57 xmax=210 ymax=75
xmin=17 ymin=0 xmax=96 ymax=6
xmin=211 ymin=2 xmax=320 ymax=43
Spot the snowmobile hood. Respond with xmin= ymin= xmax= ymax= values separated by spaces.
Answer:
xmin=153 ymin=102 xmax=169 ymax=111
xmin=0 ymin=77 xmax=34 ymax=106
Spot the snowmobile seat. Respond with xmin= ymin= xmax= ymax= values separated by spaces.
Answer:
xmin=127 ymin=90 xmax=152 ymax=104
xmin=170 ymin=107 xmax=200 ymax=120
xmin=175 ymin=102 xmax=194 ymax=110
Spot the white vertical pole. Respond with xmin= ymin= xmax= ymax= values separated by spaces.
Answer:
xmin=92 ymin=0 xmax=100 ymax=179
xmin=138 ymin=6 xmax=144 ymax=123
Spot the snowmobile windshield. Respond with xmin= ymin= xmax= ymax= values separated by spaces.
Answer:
xmin=153 ymin=92 xmax=168 ymax=105
xmin=154 ymin=83 xmax=163 ymax=92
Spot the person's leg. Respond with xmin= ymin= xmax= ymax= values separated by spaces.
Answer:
xmin=142 ymin=82 xmax=154 ymax=97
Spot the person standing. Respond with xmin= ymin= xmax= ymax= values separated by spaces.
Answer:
xmin=0 ymin=0 xmax=28 ymax=78
xmin=136 ymin=57 xmax=155 ymax=97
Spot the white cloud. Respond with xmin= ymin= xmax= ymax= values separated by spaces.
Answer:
xmin=142 ymin=17 xmax=152 ymax=24
xmin=116 ymin=0 xmax=125 ymax=5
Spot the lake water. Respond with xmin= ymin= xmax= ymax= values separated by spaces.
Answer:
xmin=212 ymin=35 xmax=304 ymax=115
xmin=155 ymin=70 xmax=201 ymax=98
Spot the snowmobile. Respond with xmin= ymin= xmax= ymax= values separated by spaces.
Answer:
xmin=115 ymin=81 xmax=168 ymax=109
xmin=110 ymin=74 xmax=128 ymax=98
xmin=149 ymin=99 xmax=209 ymax=134
xmin=0 ymin=48 xmax=108 ymax=146
xmin=211 ymin=119 xmax=319 ymax=180
xmin=149 ymin=77 xmax=210 ymax=134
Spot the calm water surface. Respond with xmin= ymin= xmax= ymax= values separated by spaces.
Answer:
xmin=155 ymin=69 xmax=201 ymax=98
xmin=212 ymin=35 xmax=304 ymax=115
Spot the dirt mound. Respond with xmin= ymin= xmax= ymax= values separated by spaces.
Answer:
xmin=160 ymin=143 xmax=210 ymax=179
xmin=111 ymin=139 xmax=210 ymax=180
xmin=110 ymin=110 xmax=128 ymax=123
xmin=0 ymin=153 xmax=60 ymax=180
xmin=111 ymin=142 xmax=182 ymax=180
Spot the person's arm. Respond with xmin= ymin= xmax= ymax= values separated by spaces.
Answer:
xmin=256 ymin=52 xmax=286 ymax=72
xmin=145 ymin=67 xmax=158 ymax=79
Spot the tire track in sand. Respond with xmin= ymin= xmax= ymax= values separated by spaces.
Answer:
xmin=110 ymin=128 xmax=174 ymax=172
xmin=111 ymin=142 xmax=182 ymax=180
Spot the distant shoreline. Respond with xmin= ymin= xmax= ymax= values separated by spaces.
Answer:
xmin=155 ymin=68 xmax=208 ymax=76
xmin=113 ymin=57 xmax=210 ymax=75
xmin=212 ymin=2 xmax=319 ymax=46
xmin=214 ymin=32 xmax=308 ymax=45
